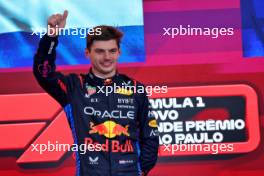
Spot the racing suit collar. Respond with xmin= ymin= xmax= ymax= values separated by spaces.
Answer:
xmin=87 ymin=68 xmax=119 ymax=86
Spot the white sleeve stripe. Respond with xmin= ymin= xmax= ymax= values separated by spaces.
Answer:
xmin=48 ymin=41 xmax=55 ymax=55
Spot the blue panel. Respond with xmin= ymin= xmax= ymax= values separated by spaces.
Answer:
xmin=241 ymin=0 xmax=264 ymax=57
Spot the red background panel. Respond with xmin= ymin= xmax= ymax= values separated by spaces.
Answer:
xmin=0 ymin=94 xmax=61 ymax=122
xmin=0 ymin=123 xmax=46 ymax=150
xmin=17 ymin=111 xmax=73 ymax=164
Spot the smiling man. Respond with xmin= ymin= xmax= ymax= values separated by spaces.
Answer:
xmin=85 ymin=25 xmax=122 ymax=78
xmin=33 ymin=10 xmax=159 ymax=176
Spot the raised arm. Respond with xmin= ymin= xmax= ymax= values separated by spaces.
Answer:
xmin=33 ymin=10 xmax=69 ymax=107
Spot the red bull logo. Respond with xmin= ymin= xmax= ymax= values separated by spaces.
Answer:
xmin=84 ymin=138 xmax=134 ymax=152
xmin=89 ymin=121 xmax=130 ymax=138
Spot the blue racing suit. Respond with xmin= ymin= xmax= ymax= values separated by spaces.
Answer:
xmin=33 ymin=35 xmax=159 ymax=176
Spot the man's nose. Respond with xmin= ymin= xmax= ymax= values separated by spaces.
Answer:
xmin=104 ymin=51 xmax=111 ymax=60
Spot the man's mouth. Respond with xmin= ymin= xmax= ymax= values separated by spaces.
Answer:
xmin=101 ymin=61 xmax=113 ymax=68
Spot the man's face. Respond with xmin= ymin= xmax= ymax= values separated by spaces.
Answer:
xmin=85 ymin=39 xmax=120 ymax=76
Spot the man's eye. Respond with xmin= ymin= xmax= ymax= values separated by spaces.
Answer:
xmin=95 ymin=50 xmax=104 ymax=54
xmin=110 ymin=49 xmax=117 ymax=53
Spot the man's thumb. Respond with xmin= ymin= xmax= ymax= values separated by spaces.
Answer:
xmin=63 ymin=10 xmax=68 ymax=20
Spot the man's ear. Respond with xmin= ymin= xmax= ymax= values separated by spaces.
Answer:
xmin=85 ymin=48 xmax=90 ymax=58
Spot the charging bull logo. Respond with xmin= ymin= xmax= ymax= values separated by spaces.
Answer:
xmin=89 ymin=121 xmax=129 ymax=138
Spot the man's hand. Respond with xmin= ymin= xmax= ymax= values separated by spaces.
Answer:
xmin=47 ymin=10 xmax=68 ymax=37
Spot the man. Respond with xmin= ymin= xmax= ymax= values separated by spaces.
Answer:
xmin=33 ymin=10 xmax=159 ymax=176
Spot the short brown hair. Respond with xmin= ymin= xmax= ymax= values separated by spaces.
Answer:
xmin=86 ymin=25 xmax=123 ymax=50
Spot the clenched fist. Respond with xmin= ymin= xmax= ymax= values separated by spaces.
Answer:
xmin=47 ymin=10 xmax=68 ymax=37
